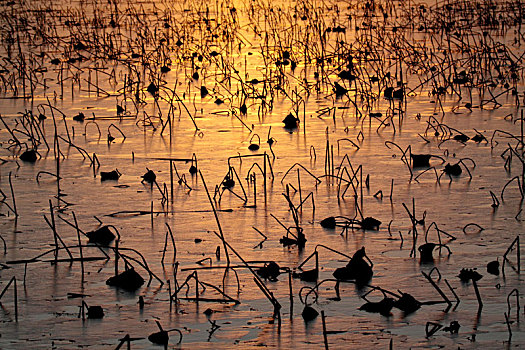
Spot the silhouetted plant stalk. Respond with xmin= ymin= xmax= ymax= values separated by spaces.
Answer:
xmin=507 ymin=289 xmax=520 ymax=324
xmin=321 ymin=310 xmax=329 ymax=350
xmin=161 ymin=223 xmax=176 ymax=268
xmin=44 ymin=200 xmax=73 ymax=262
xmin=421 ymin=269 xmax=453 ymax=312
xmin=0 ymin=276 xmax=18 ymax=322
xmin=210 ymin=229 xmax=282 ymax=322
xmin=502 ymin=235 xmax=520 ymax=276
xmin=200 ymin=171 xmax=230 ymax=268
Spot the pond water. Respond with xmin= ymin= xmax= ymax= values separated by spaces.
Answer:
xmin=0 ymin=0 xmax=524 ymax=348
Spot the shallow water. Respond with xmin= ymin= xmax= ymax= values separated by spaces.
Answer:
xmin=1 ymin=0 xmax=525 ymax=348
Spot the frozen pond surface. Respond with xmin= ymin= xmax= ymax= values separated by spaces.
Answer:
xmin=0 ymin=0 xmax=525 ymax=348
